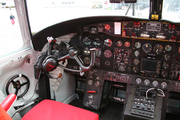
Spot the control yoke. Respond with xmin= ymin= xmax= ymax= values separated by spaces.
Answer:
xmin=35 ymin=36 xmax=97 ymax=79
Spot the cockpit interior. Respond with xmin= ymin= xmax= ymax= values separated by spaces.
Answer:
xmin=1 ymin=0 xmax=180 ymax=120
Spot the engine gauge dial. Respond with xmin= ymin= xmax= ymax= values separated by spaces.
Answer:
xmin=134 ymin=59 xmax=140 ymax=65
xmin=163 ymin=62 xmax=169 ymax=69
xmin=88 ymin=80 xmax=93 ymax=86
xmin=135 ymin=42 xmax=141 ymax=49
xmin=84 ymin=57 xmax=90 ymax=64
xmin=165 ymin=45 xmax=172 ymax=52
xmin=104 ymin=39 xmax=112 ymax=47
xmin=104 ymin=24 xmax=111 ymax=30
xmin=89 ymin=27 xmax=98 ymax=34
xmin=164 ymin=54 xmax=170 ymax=61
xmin=84 ymin=47 xmax=91 ymax=55
xmin=104 ymin=49 xmax=112 ymax=58
xmin=124 ymin=41 xmax=130 ymax=48
xmin=142 ymin=43 xmax=152 ymax=53
xmin=154 ymin=44 xmax=163 ymax=54
xmin=83 ymin=37 xmax=91 ymax=45
xmin=93 ymin=38 xmax=101 ymax=46
xmin=134 ymin=50 xmax=140 ymax=57
xmin=133 ymin=66 xmax=138 ymax=73
xmin=98 ymin=23 xmax=103 ymax=32
xmin=117 ymin=40 xmax=123 ymax=47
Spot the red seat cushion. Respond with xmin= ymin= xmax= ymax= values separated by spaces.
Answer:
xmin=22 ymin=100 xmax=99 ymax=120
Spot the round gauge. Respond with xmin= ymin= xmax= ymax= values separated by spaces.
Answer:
xmin=117 ymin=40 xmax=123 ymax=47
xmin=84 ymin=47 xmax=91 ymax=55
xmin=95 ymin=80 xmax=100 ymax=87
xmin=95 ymin=49 xmax=101 ymax=57
xmin=154 ymin=44 xmax=163 ymax=54
xmin=104 ymin=24 xmax=111 ymax=30
xmin=164 ymin=54 xmax=170 ymax=61
xmin=161 ymin=71 xmax=168 ymax=78
xmin=124 ymin=41 xmax=130 ymax=48
xmin=116 ymin=57 xmax=122 ymax=62
xmin=165 ymin=45 xmax=172 ymax=52
xmin=88 ymin=80 xmax=93 ymax=86
xmin=89 ymin=27 xmax=98 ymax=34
xmin=84 ymin=57 xmax=90 ymax=64
xmin=133 ymin=66 xmax=138 ymax=73
xmin=104 ymin=49 xmax=112 ymax=58
xmin=135 ymin=78 xmax=142 ymax=85
xmin=83 ymin=37 xmax=91 ymax=45
xmin=118 ymin=63 xmax=126 ymax=71
xmin=93 ymin=38 xmax=101 ymax=46
xmin=134 ymin=59 xmax=140 ymax=65
xmin=163 ymin=62 xmax=169 ymax=69
xmin=104 ymin=39 xmax=112 ymax=47
xmin=135 ymin=42 xmax=141 ymax=49
xmin=142 ymin=43 xmax=152 ymax=53
xmin=144 ymin=79 xmax=150 ymax=86
xmin=105 ymin=61 xmax=110 ymax=67
xmin=134 ymin=50 xmax=140 ymax=57
xmin=98 ymin=23 xmax=103 ymax=32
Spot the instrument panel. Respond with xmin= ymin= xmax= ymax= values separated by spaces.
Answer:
xmin=68 ymin=21 xmax=180 ymax=85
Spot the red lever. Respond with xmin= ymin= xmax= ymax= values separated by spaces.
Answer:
xmin=1 ymin=94 xmax=17 ymax=112
xmin=87 ymin=90 xmax=96 ymax=94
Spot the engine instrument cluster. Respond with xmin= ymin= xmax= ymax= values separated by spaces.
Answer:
xmin=68 ymin=21 xmax=180 ymax=90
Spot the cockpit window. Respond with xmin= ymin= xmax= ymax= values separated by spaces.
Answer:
xmin=0 ymin=0 xmax=23 ymax=58
xmin=26 ymin=0 xmax=150 ymax=34
xmin=162 ymin=0 xmax=180 ymax=22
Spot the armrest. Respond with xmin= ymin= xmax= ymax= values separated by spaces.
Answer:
xmin=0 ymin=94 xmax=17 ymax=112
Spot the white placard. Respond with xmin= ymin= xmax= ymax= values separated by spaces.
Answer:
xmin=114 ymin=22 xmax=121 ymax=35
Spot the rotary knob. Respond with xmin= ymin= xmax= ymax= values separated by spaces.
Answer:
xmin=152 ymin=81 xmax=158 ymax=88
xmin=144 ymin=79 xmax=150 ymax=86
xmin=135 ymin=78 xmax=142 ymax=85
xmin=161 ymin=82 xmax=167 ymax=89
